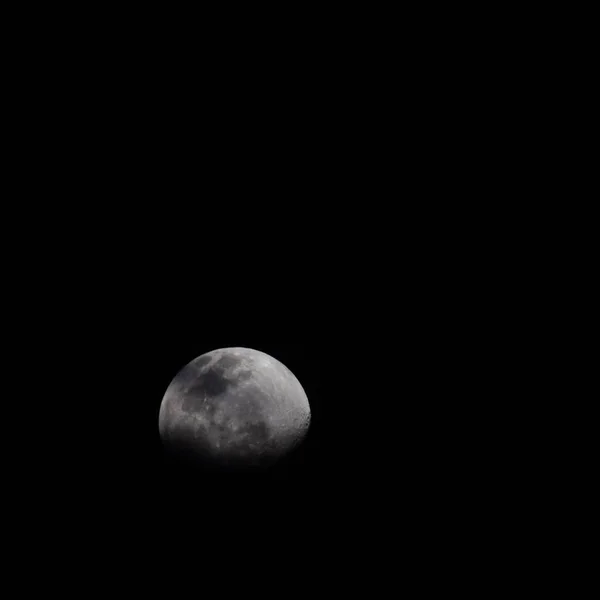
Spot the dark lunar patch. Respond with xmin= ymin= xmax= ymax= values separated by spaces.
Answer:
xmin=186 ymin=379 xmax=206 ymax=397
xmin=215 ymin=355 xmax=241 ymax=370
xmin=173 ymin=364 xmax=200 ymax=390
xmin=202 ymin=369 xmax=231 ymax=395
xmin=194 ymin=355 xmax=213 ymax=369
xmin=185 ymin=368 xmax=231 ymax=398
xmin=237 ymin=369 xmax=253 ymax=382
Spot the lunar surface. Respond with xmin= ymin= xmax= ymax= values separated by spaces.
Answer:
xmin=159 ymin=347 xmax=311 ymax=469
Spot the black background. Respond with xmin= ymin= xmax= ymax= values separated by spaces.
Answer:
xmin=7 ymin=18 xmax=555 ymax=589
xmin=25 ymin=118 xmax=524 ymax=588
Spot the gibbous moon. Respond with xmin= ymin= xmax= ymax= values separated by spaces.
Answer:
xmin=159 ymin=347 xmax=311 ymax=469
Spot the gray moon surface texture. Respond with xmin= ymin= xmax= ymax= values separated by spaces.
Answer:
xmin=159 ymin=347 xmax=311 ymax=468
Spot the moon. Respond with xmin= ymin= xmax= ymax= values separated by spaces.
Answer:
xmin=159 ymin=347 xmax=311 ymax=470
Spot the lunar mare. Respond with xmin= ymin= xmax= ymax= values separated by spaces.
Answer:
xmin=159 ymin=347 xmax=311 ymax=468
